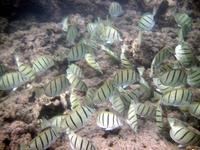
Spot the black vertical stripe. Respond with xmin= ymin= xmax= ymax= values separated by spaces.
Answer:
xmin=107 ymin=113 xmax=109 ymax=128
xmin=74 ymin=135 xmax=78 ymax=148
xmin=76 ymin=111 xmax=83 ymax=124
xmin=80 ymin=138 xmax=83 ymax=150
xmin=34 ymin=138 xmax=39 ymax=150
xmin=38 ymin=135 xmax=44 ymax=149
xmin=49 ymin=128 xmax=54 ymax=141
xmin=70 ymin=115 xmax=78 ymax=128
xmin=44 ymin=131 xmax=49 ymax=145
xmin=82 ymin=107 xmax=89 ymax=118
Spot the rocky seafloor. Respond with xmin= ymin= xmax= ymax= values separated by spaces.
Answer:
xmin=0 ymin=0 xmax=200 ymax=150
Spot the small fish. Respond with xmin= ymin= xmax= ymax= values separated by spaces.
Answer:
xmin=68 ymin=131 xmax=96 ymax=150
xmin=20 ymin=127 xmax=59 ymax=150
xmin=62 ymin=17 xmax=68 ymax=32
xmin=155 ymin=105 xmax=163 ymax=132
xmin=178 ymin=24 xmax=191 ymax=43
xmin=174 ymin=13 xmax=192 ymax=30
xmin=159 ymin=69 xmax=187 ymax=87
xmin=159 ymin=63 xmax=179 ymax=74
xmin=32 ymin=55 xmax=54 ymax=74
xmin=127 ymin=103 xmax=138 ymax=133
xmin=44 ymin=74 xmax=70 ymax=97
xmin=188 ymin=102 xmax=200 ymax=119
xmin=85 ymin=88 xmax=96 ymax=107
xmin=113 ymin=69 xmax=140 ymax=87
xmin=100 ymin=25 xmax=122 ymax=44
xmin=153 ymin=78 xmax=172 ymax=93
xmin=70 ymin=89 xmax=82 ymax=110
xmin=187 ymin=68 xmax=200 ymax=87
xmin=138 ymin=12 xmax=155 ymax=31
xmin=175 ymin=42 xmax=196 ymax=67
xmin=93 ymin=79 xmax=115 ymax=104
xmin=120 ymin=45 xmax=133 ymax=69
xmin=110 ymin=94 xmax=125 ymax=115
xmin=161 ymin=88 xmax=192 ymax=107
xmin=67 ymin=73 xmax=88 ymax=92
xmin=66 ymin=64 xmax=84 ymax=78
xmin=85 ymin=53 xmax=103 ymax=74
xmin=100 ymin=45 xmax=120 ymax=62
xmin=61 ymin=106 xmax=95 ymax=131
xmin=0 ymin=72 xmax=26 ymax=90
xmin=68 ymin=43 xmax=90 ymax=62
xmin=136 ymin=102 xmax=156 ymax=118
xmin=87 ymin=22 xmax=97 ymax=37
xmin=150 ymin=46 xmax=174 ymax=77
xmin=96 ymin=110 xmax=122 ymax=130
xmin=137 ymin=84 xmax=152 ymax=101
xmin=168 ymin=117 xmax=200 ymax=147
xmin=120 ymin=89 xmax=138 ymax=108
xmin=109 ymin=2 xmax=123 ymax=18
xmin=18 ymin=64 xmax=36 ymax=81
xmin=67 ymin=25 xmax=78 ymax=43
xmin=39 ymin=115 xmax=69 ymax=130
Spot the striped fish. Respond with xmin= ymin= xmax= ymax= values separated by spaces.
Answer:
xmin=85 ymin=53 xmax=103 ymax=74
xmin=32 ymin=55 xmax=54 ymax=74
xmin=113 ymin=69 xmax=140 ymax=87
xmin=136 ymin=103 xmax=156 ymax=118
xmin=93 ymin=79 xmax=115 ymax=104
xmin=175 ymin=42 xmax=196 ymax=67
xmin=96 ymin=111 xmax=122 ymax=130
xmin=120 ymin=89 xmax=138 ymax=108
xmin=100 ymin=25 xmax=122 ymax=44
xmin=85 ymin=88 xmax=96 ymax=107
xmin=188 ymin=102 xmax=200 ymax=119
xmin=18 ymin=64 xmax=36 ymax=81
xmin=0 ymin=72 xmax=26 ymax=90
xmin=159 ymin=62 xmax=183 ymax=74
xmin=168 ymin=117 xmax=200 ymax=147
xmin=174 ymin=13 xmax=192 ymax=30
xmin=68 ymin=43 xmax=90 ymax=62
xmin=20 ymin=127 xmax=59 ymax=150
xmin=62 ymin=17 xmax=68 ymax=32
xmin=66 ymin=64 xmax=84 ymax=78
xmin=161 ymin=88 xmax=192 ymax=107
xmin=87 ymin=22 xmax=97 ymax=37
xmin=153 ymin=78 xmax=172 ymax=93
xmin=120 ymin=47 xmax=132 ymax=69
xmin=127 ymin=103 xmax=138 ymax=133
xmin=68 ymin=132 xmax=96 ymax=150
xmin=67 ymin=25 xmax=78 ymax=43
xmin=44 ymin=75 xmax=70 ymax=97
xmin=67 ymin=73 xmax=87 ymax=92
xmin=136 ymin=84 xmax=152 ymax=100
xmin=70 ymin=89 xmax=82 ymax=110
xmin=40 ymin=115 xmax=69 ymax=130
xmin=159 ymin=69 xmax=187 ymax=87
xmin=101 ymin=45 xmax=120 ymax=62
xmin=150 ymin=46 xmax=174 ymax=77
xmin=110 ymin=94 xmax=125 ymax=115
xmin=178 ymin=25 xmax=191 ymax=42
xmin=61 ymin=106 xmax=95 ymax=131
xmin=187 ymin=68 xmax=200 ymax=87
xmin=109 ymin=2 xmax=123 ymax=18
xmin=155 ymin=105 xmax=163 ymax=132
xmin=138 ymin=13 xmax=155 ymax=31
